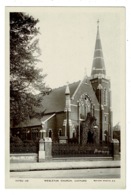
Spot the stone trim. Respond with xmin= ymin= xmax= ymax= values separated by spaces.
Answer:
xmin=71 ymin=77 xmax=85 ymax=100
xmin=93 ymin=57 xmax=104 ymax=60
xmin=95 ymin=49 xmax=102 ymax=51
xmin=41 ymin=113 xmax=56 ymax=124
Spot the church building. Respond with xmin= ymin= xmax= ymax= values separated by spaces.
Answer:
xmin=11 ymin=21 xmax=113 ymax=145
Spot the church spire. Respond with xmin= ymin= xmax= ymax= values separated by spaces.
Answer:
xmin=91 ymin=20 xmax=106 ymax=78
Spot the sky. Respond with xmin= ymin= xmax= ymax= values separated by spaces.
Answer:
xmin=10 ymin=7 xmax=125 ymax=126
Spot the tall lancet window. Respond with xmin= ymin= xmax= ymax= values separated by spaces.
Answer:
xmin=79 ymin=94 xmax=91 ymax=119
xmin=104 ymin=88 xmax=107 ymax=106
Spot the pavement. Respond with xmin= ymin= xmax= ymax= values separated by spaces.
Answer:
xmin=10 ymin=157 xmax=121 ymax=172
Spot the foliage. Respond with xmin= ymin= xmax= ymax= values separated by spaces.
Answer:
xmin=10 ymin=12 xmax=51 ymax=126
xmin=10 ymin=134 xmax=23 ymax=144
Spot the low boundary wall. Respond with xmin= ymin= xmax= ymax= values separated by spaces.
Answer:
xmin=10 ymin=153 xmax=38 ymax=163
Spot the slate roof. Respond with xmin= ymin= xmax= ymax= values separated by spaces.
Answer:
xmin=36 ymin=81 xmax=80 ymax=114
xmin=12 ymin=117 xmax=41 ymax=128
xmin=12 ymin=114 xmax=56 ymax=128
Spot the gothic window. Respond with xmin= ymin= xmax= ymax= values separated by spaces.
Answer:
xmin=49 ymin=129 xmax=52 ymax=137
xmin=79 ymin=94 xmax=91 ymax=119
xmin=104 ymin=88 xmax=107 ymax=106
xmin=58 ymin=128 xmax=62 ymax=136
xmin=105 ymin=115 xmax=107 ymax=122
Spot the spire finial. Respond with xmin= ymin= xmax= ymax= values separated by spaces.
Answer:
xmin=97 ymin=19 xmax=99 ymax=29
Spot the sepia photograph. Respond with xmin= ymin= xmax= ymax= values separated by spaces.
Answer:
xmin=5 ymin=6 xmax=125 ymax=189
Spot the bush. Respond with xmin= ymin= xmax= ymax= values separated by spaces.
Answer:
xmin=10 ymin=135 xmax=23 ymax=145
xmin=23 ymin=140 xmax=35 ymax=146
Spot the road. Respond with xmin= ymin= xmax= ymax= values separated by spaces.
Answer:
xmin=10 ymin=168 xmax=120 ymax=178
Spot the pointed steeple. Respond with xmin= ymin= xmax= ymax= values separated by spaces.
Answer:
xmin=91 ymin=20 xmax=106 ymax=78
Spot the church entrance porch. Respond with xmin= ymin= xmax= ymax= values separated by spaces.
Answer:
xmin=79 ymin=112 xmax=99 ymax=145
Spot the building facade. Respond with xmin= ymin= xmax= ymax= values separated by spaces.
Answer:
xmin=11 ymin=21 xmax=113 ymax=145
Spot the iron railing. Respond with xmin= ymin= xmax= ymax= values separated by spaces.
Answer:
xmin=52 ymin=143 xmax=112 ymax=157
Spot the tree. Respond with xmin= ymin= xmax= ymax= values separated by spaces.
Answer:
xmin=10 ymin=12 xmax=51 ymax=127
